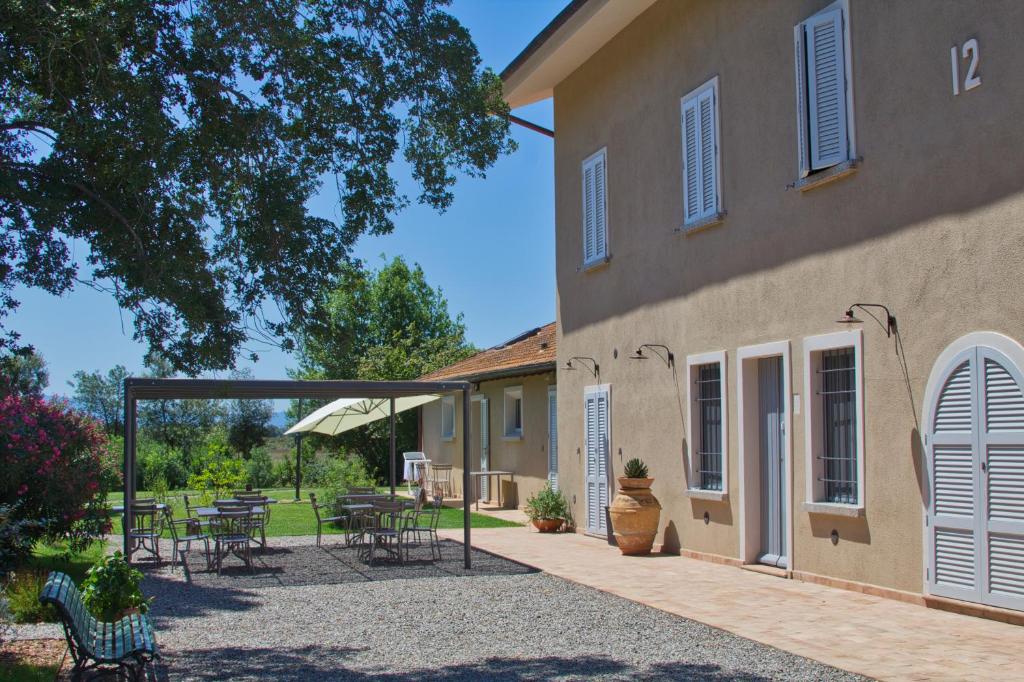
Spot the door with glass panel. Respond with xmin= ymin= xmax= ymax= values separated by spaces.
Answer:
xmin=758 ymin=357 xmax=787 ymax=568
xmin=928 ymin=346 xmax=1024 ymax=611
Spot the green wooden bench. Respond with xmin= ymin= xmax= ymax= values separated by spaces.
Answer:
xmin=39 ymin=571 xmax=159 ymax=680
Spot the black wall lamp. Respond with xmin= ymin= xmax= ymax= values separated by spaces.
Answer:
xmin=565 ymin=356 xmax=600 ymax=378
xmin=628 ymin=344 xmax=675 ymax=368
xmin=837 ymin=303 xmax=897 ymax=337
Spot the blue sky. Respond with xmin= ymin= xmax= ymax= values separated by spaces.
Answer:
xmin=13 ymin=0 xmax=561 ymax=398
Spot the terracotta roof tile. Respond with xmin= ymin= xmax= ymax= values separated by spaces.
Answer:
xmin=419 ymin=322 xmax=556 ymax=382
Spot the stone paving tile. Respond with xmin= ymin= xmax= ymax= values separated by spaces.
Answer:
xmin=443 ymin=526 xmax=1024 ymax=681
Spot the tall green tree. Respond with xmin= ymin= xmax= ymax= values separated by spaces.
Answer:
xmin=294 ymin=256 xmax=474 ymax=480
xmin=137 ymin=355 xmax=223 ymax=468
xmin=226 ymin=369 xmax=274 ymax=459
xmin=69 ymin=365 xmax=129 ymax=435
xmin=0 ymin=0 xmax=514 ymax=370
xmin=0 ymin=347 xmax=47 ymax=397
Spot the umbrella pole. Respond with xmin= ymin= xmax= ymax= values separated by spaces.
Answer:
xmin=389 ymin=398 xmax=396 ymax=496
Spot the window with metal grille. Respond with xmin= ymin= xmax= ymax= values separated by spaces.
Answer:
xmin=696 ymin=362 xmax=723 ymax=490
xmin=819 ymin=347 xmax=857 ymax=503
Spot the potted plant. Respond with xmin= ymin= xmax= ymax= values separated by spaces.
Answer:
xmin=524 ymin=483 xmax=569 ymax=532
xmin=80 ymin=551 xmax=152 ymax=621
xmin=608 ymin=458 xmax=662 ymax=555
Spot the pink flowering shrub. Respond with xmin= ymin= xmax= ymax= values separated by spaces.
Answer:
xmin=0 ymin=395 xmax=118 ymax=557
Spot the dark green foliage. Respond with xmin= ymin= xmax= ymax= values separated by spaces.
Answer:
xmin=623 ymin=458 xmax=649 ymax=479
xmin=0 ymin=349 xmax=47 ymax=398
xmin=80 ymin=551 xmax=150 ymax=621
xmin=0 ymin=0 xmax=513 ymax=370
xmin=68 ymin=365 xmax=128 ymax=436
xmin=226 ymin=370 xmax=274 ymax=459
xmin=293 ymin=256 xmax=475 ymax=480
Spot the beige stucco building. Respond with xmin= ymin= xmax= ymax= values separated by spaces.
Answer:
xmin=502 ymin=0 xmax=1024 ymax=617
xmin=420 ymin=324 xmax=557 ymax=509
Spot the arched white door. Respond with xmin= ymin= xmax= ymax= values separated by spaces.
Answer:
xmin=927 ymin=343 xmax=1024 ymax=611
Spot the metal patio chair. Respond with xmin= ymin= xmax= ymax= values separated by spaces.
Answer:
xmin=361 ymin=500 xmax=407 ymax=566
xmin=401 ymin=495 xmax=444 ymax=561
xmin=309 ymin=493 xmax=346 ymax=547
xmin=428 ymin=464 xmax=453 ymax=498
xmin=163 ymin=506 xmax=210 ymax=572
xmin=125 ymin=502 xmax=163 ymax=562
xmin=210 ymin=504 xmax=256 ymax=574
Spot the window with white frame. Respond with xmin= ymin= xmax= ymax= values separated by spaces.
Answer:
xmin=503 ymin=386 xmax=523 ymax=438
xmin=440 ymin=395 xmax=455 ymax=441
xmin=803 ymin=331 xmax=864 ymax=510
xmin=686 ymin=351 xmax=727 ymax=494
xmin=794 ymin=0 xmax=855 ymax=177
xmin=581 ymin=149 xmax=608 ymax=266
xmin=681 ymin=77 xmax=721 ymax=226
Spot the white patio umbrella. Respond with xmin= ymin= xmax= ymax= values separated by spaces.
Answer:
xmin=285 ymin=394 xmax=440 ymax=436
xmin=285 ymin=393 xmax=441 ymax=492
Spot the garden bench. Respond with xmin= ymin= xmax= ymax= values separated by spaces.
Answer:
xmin=39 ymin=571 xmax=159 ymax=680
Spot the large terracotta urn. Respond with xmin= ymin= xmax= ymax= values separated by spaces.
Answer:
xmin=608 ymin=477 xmax=661 ymax=555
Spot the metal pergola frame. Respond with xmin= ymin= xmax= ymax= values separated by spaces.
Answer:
xmin=122 ymin=378 xmax=474 ymax=568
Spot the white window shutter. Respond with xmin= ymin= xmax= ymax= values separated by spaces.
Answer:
xmin=582 ymin=162 xmax=595 ymax=263
xmin=593 ymin=156 xmax=606 ymax=260
xmin=581 ymin=151 xmax=607 ymax=264
xmin=793 ymin=23 xmax=810 ymax=178
xmin=698 ymin=89 xmax=717 ymax=216
xmin=682 ymin=98 xmax=699 ymax=222
xmin=805 ymin=7 xmax=848 ymax=170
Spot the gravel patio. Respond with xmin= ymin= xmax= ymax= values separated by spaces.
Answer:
xmin=136 ymin=535 xmax=865 ymax=681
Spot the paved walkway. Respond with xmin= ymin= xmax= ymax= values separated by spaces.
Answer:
xmin=441 ymin=526 xmax=1024 ymax=681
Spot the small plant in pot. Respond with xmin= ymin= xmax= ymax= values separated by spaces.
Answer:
xmin=621 ymin=457 xmax=650 ymax=486
xmin=524 ymin=484 xmax=569 ymax=532
xmin=81 ymin=551 xmax=152 ymax=621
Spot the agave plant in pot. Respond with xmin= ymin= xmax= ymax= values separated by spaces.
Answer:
xmin=524 ymin=483 xmax=569 ymax=532
xmin=81 ymin=551 xmax=152 ymax=621
xmin=608 ymin=458 xmax=662 ymax=555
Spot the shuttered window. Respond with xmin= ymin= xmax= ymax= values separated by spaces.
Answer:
xmin=794 ymin=3 xmax=852 ymax=176
xmin=503 ymin=386 xmax=523 ymax=438
xmin=440 ymin=396 xmax=455 ymax=440
xmin=681 ymin=78 xmax=721 ymax=225
xmin=581 ymin=149 xmax=608 ymax=266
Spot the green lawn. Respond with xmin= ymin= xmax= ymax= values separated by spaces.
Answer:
xmin=107 ymin=488 xmax=520 ymax=537
xmin=0 ymin=661 xmax=62 ymax=682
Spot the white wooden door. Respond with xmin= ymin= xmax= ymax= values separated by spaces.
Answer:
xmin=548 ymin=387 xmax=558 ymax=491
xmin=928 ymin=346 xmax=1024 ymax=611
xmin=584 ymin=386 xmax=610 ymax=535
xmin=479 ymin=397 xmax=490 ymax=501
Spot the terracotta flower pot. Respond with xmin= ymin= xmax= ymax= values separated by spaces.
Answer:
xmin=608 ymin=477 xmax=661 ymax=555
xmin=532 ymin=518 xmax=562 ymax=533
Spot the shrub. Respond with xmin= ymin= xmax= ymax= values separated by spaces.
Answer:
xmin=322 ymin=455 xmax=375 ymax=512
xmin=623 ymin=458 xmax=649 ymax=479
xmin=0 ymin=504 xmax=40 ymax=573
xmin=246 ymin=448 xmax=275 ymax=488
xmin=80 ymin=551 xmax=150 ymax=621
xmin=187 ymin=458 xmax=246 ymax=503
xmin=0 ymin=395 xmax=112 ymax=557
xmin=4 ymin=570 xmax=54 ymax=623
xmin=524 ymin=484 xmax=570 ymax=522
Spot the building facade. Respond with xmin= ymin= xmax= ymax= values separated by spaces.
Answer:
xmin=420 ymin=324 xmax=557 ymax=508
xmin=502 ymin=0 xmax=1024 ymax=613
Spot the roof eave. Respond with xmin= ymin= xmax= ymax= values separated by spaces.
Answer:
xmin=500 ymin=0 xmax=658 ymax=109
xmin=425 ymin=361 xmax=557 ymax=385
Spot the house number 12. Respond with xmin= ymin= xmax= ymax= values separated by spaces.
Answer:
xmin=951 ymin=38 xmax=981 ymax=96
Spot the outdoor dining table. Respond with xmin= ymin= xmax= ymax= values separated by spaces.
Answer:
xmin=468 ymin=470 xmax=515 ymax=510
xmin=110 ymin=503 xmax=168 ymax=513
